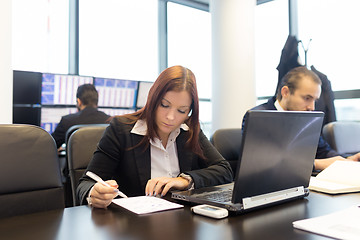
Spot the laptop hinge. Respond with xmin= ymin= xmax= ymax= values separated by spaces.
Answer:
xmin=242 ymin=186 xmax=305 ymax=210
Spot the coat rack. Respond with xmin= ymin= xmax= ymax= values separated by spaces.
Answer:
xmin=298 ymin=39 xmax=312 ymax=67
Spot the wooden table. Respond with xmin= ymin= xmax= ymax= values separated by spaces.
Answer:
xmin=1 ymin=191 xmax=359 ymax=240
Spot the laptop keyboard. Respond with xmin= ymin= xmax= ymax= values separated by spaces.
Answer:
xmin=197 ymin=189 xmax=233 ymax=203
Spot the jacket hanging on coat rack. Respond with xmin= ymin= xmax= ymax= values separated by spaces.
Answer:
xmin=275 ymin=35 xmax=336 ymax=126
xmin=311 ymin=65 xmax=337 ymax=125
xmin=275 ymin=35 xmax=301 ymax=96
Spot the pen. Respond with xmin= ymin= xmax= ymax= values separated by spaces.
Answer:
xmin=86 ymin=171 xmax=128 ymax=198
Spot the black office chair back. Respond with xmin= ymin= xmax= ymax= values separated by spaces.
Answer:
xmin=322 ymin=121 xmax=360 ymax=155
xmin=65 ymin=124 xmax=109 ymax=147
xmin=210 ymin=128 xmax=242 ymax=178
xmin=0 ymin=124 xmax=64 ymax=218
xmin=67 ymin=125 xmax=108 ymax=206
xmin=64 ymin=124 xmax=109 ymax=175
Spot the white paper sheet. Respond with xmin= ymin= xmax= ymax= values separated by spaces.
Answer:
xmin=112 ymin=196 xmax=183 ymax=215
xmin=293 ymin=205 xmax=360 ymax=239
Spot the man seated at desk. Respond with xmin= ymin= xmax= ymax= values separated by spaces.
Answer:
xmin=51 ymin=83 xmax=111 ymax=150
xmin=242 ymin=66 xmax=360 ymax=171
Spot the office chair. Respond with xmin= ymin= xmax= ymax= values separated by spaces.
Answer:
xmin=322 ymin=121 xmax=360 ymax=155
xmin=0 ymin=124 xmax=64 ymax=218
xmin=67 ymin=124 xmax=108 ymax=206
xmin=210 ymin=128 xmax=242 ymax=178
xmin=62 ymin=124 xmax=109 ymax=206
xmin=65 ymin=124 xmax=109 ymax=147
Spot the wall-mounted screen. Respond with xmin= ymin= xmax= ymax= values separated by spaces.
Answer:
xmin=13 ymin=106 xmax=41 ymax=126
xmin=40 ymin=107 xmax=77 ymax=134
xmin=94 ymin=78 xmax=138 ymax=108
xmin=98 ymin=108 xmax=135 ymax=117
xmin=41 ymin=73 xmax=93 ymax=105
xmin=136 ymin=81 xmax=153 ymax=108
xmin=13 ymin=70 xmax=42 ymax=104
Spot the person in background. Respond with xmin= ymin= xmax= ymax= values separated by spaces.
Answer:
xmin=242 ymin=66 xmax=360 ymax=171
xmin=51 ymin=84 xmax=111 ymax=150
xmin=77 ymin=65 xmax=233 ymax=208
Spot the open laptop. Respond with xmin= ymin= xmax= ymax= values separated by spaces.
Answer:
xmin=172 ymin=110 xmax=324 ymax=213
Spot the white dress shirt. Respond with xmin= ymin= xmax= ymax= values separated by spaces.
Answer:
xmin=131 ymin=119 xmax=189 ymax=179
xmin=274 ymin=99 xmax=285 ymax=111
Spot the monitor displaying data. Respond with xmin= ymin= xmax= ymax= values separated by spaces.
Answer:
xmin=136 ymin=81 xmax=153 ymax=108
xmin=40 ymin=107 xmax=78 ymax=134
xmin=98 ymin=108 xmax=135 ymax=117
xmin=41 ymin=73 xmax=93 ymax=105
xmin=94 ymin=77 xmax=138 ymax=108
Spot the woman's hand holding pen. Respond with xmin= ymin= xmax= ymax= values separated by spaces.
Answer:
xmin=145 ymin=177 xmax=190 ymax=197
xmin=89 ymin=180 xmax=119 ymax=209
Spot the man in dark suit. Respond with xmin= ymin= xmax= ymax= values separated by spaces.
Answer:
xmin=51 ymin=84 xmax=110 ymax=149
xmin=242 ymin=66 xmax=360 ymax=171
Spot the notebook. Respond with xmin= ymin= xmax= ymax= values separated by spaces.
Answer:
xmin=172 ymin=110 xmax=324 ymax=213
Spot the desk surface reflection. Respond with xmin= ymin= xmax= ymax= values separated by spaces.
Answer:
xmin=1 ymin=191 xmax=359 ymax=240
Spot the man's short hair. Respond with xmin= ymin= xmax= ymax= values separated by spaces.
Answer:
xmin=276 ymin=66 xmax=322 ymax=100
xmin=76 ymin=84 xmax=98 ymax=107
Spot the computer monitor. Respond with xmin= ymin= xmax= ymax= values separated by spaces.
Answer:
xmin=136 ymin=81 xmax=153 ymax=108
xmin=40 ymin=107 xmax=77 ymax=134
xmin=98 ymin=107 xmax=135 ymax=117
xmin=41 ymin=73 xmax=93 ymax=105
xmin=13 ymin=106 xmax=41 ymax=126
xmin=13 ymin=70 xmax=42 ymax=104
xmin=94 ymin=77 xmax=138 ymax=108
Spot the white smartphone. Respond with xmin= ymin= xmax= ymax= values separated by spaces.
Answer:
xmin=191 ymin=204 xmax=228 ymax=219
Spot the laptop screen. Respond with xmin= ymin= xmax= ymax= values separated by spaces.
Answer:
xmin=232 ymin=110 xmax=324 ymax=204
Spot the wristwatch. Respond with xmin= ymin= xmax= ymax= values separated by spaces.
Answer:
xmin=86 ymin=196 xmax=92 ymax=206
xmin=179 ymin=173 xmax=194 ymax=190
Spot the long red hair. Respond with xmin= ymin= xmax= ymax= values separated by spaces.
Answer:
xmin=123 ymin=65 xmax=204 ymax=158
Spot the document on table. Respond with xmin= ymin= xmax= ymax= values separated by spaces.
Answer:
xmin=293 ymin=205 xmax=360 ymax=239
xmin=309 ymin=161 xmax=360 ymax=194
xmin=112 ymin=196 xmax=183 ymax=215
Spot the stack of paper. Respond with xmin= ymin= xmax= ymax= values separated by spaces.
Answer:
xmin=309 ymin=161 xmax=360 ymax=194
xmin=293 ymin=205 xmax=360 ymax=239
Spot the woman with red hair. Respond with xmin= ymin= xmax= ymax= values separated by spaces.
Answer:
xmin=77 ymin=65 xmax=233 ymax=208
